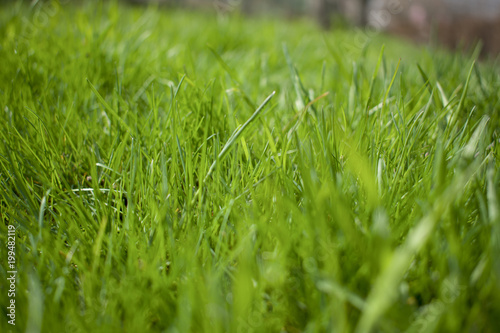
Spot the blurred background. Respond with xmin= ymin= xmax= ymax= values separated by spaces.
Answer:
xmin=125 ymin=0 xmax=500 ymax=57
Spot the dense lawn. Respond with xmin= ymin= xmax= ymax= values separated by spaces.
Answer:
xmin=1 ymin=1 xmax=499 ymax=332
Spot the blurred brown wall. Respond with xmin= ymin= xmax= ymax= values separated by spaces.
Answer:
xmin=369 ymin=0 xmax=499 ymax=56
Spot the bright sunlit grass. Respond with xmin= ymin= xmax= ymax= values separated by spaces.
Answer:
xmin=0 ymin=1 xmax=499 ymax=332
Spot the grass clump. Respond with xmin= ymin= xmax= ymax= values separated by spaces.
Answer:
xmin=0 ymin=1 xmax=499 ymax=332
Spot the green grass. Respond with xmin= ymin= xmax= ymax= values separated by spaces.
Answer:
xmin=1 ymin=1 xmax=500 ymax=332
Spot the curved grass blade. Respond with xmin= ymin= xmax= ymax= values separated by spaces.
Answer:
xmin=204 ymin=91 xmax=276 ymax=182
